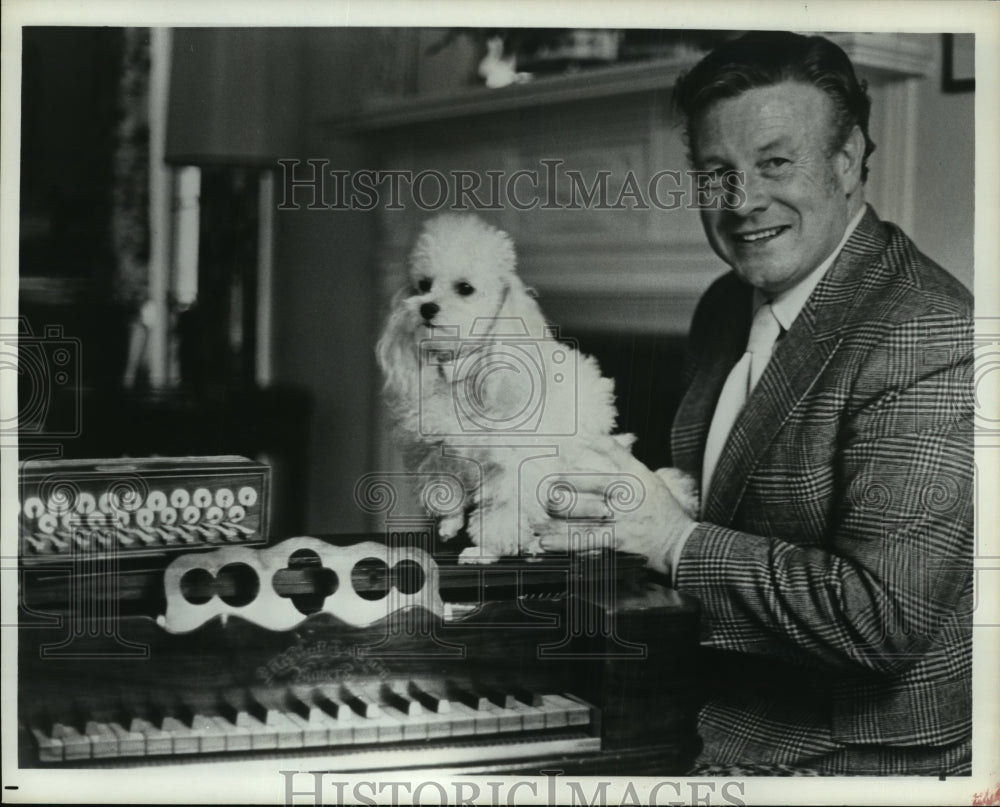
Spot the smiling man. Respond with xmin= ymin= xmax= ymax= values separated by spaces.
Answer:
xmin=543 ymin=31 xmax=974 ymax=776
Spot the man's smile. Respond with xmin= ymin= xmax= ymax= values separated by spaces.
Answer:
xmin=732 ymin=225 xmax=790 ymax=244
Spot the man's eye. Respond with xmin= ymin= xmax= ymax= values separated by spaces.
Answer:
xmin=761 ymin=157 xmax=790 ymax=171
xmin=455 ymin=282 xmax=475 ymax=296
xmin=415 ymin=279 xmax=431 ymax=293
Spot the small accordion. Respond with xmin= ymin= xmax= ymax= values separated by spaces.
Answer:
xmin=17 ymin=456 xmax=270 ymax=564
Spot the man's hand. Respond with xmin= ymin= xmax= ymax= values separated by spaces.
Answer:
xmin=535 ymin=439 xmax=697 ymax=575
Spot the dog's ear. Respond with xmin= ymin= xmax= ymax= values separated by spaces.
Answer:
xmin=498 ymin=274 xmax=549 ymax=338
xmin=376 ymin=288 xmax=421 ymax=405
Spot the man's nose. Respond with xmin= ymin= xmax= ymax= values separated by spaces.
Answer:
xmin=730 ymin=176 xmax=770 ymax=217
xmin=420 ymin=302 xmax=439 ymax=321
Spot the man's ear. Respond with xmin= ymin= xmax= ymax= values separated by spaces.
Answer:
xmin=838 ymin=124 xmax=866 ymax=195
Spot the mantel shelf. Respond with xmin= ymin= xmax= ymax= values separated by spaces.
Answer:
xmin=321 ymin=32 xmax=932 ymax=135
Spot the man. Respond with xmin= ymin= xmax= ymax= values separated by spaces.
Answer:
xmin=541 ymin=31 xmax=973 ymax=775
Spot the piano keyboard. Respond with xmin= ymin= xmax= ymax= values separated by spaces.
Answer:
xmin=25 ymin=680 xmax=595 ymax=764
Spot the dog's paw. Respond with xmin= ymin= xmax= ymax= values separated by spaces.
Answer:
xmin=655 ymin=467 xmax=700 ymax=518
xmin=457 ymin=546 xmax=501 ymax=565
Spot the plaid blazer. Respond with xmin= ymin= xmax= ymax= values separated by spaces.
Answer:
xmin=671 ymin=206 xmax=973 ymax=764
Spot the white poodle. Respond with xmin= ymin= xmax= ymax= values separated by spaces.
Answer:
xmin=376 ymin=213 xmax=697 ymax=563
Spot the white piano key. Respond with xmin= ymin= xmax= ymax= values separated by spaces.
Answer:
xmin=420 ymin=707 xmax=456 ymax=740
xmin=310 ymin=706 xmax=355 ymax=746
xmin=31 ymin=727 xmax=64 ymax=762
xmin=379 ymin=704 xmax=425 ymax=742
xmin=444 ymin=701 xmax=484 ymax=737
xmin=311 ymin=688 xmax=357 ymax=745
xmin=84 ymin=720 xmax=119 ymax=757
xmin=248 ymin=694 xmax=303 ymax=750
xmin=107 ymin=721 xmax=146 ymax=756
xmin=130 ymin=717 xmax=173 ymax=756
xmin=368 ymin=707 xmax=405 ymax=743
xmin=211 ymin=714 xmax=251 ymax=753
xmin=189 ymin=714 xmax=230 ymax=754
xmin=446 ymin=683 xmax=507 ymax=734
xmin=52 ymin=723 xmax=91 ymax=760
xmin=543 ymin=694 xmax=592 ymax=727
xmin=282 ymin=709 xmax=326 ymax=747
xmin=159 ymin=716 xmax=199 ymax=755
xmin=509 ymin=700 xmax=547 ymax=732
xmin=218 ymin=692 xmax=278 ymax=751
xmin=491 ymin=700 xmax=524 ymax=733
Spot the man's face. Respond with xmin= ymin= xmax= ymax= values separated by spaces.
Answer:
xmin=691 ymin=81 xmax=860 ymax=295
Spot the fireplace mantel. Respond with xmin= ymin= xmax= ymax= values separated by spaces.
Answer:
xmin=324 ymin=33 xmax=930 ymax=136
xmin=330 ymin=32 xmax=932 ymax=336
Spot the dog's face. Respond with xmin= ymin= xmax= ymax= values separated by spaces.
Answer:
xmin=377 ymin=214 xmax=548 ymax=411
xmin=405 ymin=214 xmax=516 ymax=339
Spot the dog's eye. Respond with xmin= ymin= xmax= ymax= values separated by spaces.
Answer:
xmin=414 ymin=278 xmax=432 ymax=294
xmin=454 ymin=282 xmax=475 ymax=296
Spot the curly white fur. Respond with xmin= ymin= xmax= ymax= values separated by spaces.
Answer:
xmin=377 ymin=213 xmax=697 ymax=563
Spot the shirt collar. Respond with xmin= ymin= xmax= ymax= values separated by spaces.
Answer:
xmin=753 ymin=204 xmax=867 ymax=330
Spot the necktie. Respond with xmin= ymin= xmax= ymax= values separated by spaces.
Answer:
xmin=701 ymin=302 xmax=782 ymax=506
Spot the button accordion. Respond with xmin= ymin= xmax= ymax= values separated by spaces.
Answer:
xmin=16 ymin=457 xmax=703 ymax=776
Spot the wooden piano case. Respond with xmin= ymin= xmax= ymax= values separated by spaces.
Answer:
xmin=18 ymin=536 xmax=702 ymax=776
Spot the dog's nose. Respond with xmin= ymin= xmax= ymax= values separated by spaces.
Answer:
xmin=420 ymin=302 xmax=439 ymax=322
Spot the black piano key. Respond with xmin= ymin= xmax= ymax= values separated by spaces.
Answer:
xmin=339 ymin=684 xmax=381 ymax=719
xmin=445 ymin=681 xmax=489 ymax=712
xmin=478 ymin=684 xmax=517 ymax=710
xmin=407 ymin=680 xmax=451 ymax=714
xmin=217 ymin=690 xmax=278 ymax=751
xmin=247 ymin=688 xmax=304 ymax=749
xmin=511 ymin=686 xmax=545 ymax=708
xmin=379 ymin=682 xmax=422 ymax=716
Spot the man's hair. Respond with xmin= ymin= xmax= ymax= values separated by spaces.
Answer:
xmin=674 ymin=31 xmax=876 ymax=182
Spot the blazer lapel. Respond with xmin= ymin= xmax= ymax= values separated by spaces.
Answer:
xmin=698 ymin=206 xmax=890 ymax=524
xmin=671 ymin=275 xmax=752 ymax=477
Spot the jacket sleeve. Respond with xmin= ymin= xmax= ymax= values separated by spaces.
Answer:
xmin=673 ymin=310 xmax=974 ymax=676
